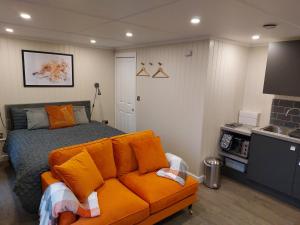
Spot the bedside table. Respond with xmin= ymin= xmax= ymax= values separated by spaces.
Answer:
xmin=0 ymin=137 xmax=8 ymax=163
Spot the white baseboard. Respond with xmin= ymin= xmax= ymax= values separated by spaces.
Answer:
xmin=187 ymin=171 xmax=204 ymax=183
xmin=198 ymin=175 xmax=204 ymax=183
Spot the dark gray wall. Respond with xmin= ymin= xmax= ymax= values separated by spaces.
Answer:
xmin=270 ymin=99 xmax=300 ymax=128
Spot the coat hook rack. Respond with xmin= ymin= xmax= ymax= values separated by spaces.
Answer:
xmin=136 ymin=62 xmax=150 ymax=77
xmin=152 ymin=62 xmax=169 ymax=78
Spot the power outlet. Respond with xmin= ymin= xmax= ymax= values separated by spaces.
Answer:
xmin=102 ymin=120 xmax=109 ymax=125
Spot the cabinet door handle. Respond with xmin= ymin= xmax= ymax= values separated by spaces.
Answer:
xmin=298 ymin=161 xmax=300 ymax=166
xmin=290 ymin=145 xmax=296 ymax=151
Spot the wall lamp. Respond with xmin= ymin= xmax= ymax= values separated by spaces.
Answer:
xmin=91 ymin=82 xmax=102 ymax=118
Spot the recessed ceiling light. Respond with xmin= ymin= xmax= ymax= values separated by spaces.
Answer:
xmin=126 ymin=32 xmax=133 ymax=37
xmin=190 ymin=16 xmax=201 ymax=25
xmin=20 ymin=13 xmax=31 ymax=20
xmin=252 ymin=34 xmax=260 ymax=40
xmin=90 ymin=39 xmax=96 ymax=44
xmin=5 ymin=28 xmax=14 ymax=33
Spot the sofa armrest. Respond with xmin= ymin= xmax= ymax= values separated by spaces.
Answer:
xmin=41 ymin=171 xmax=77 ymax=225
xmin=41 ymin=171 xmax=60 ymax=192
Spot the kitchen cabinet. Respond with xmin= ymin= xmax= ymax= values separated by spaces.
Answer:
xmin=247 ymin=134 xmax=298 ymax=195
xmin=263 ymin=40 xmax=300 ymax=96
xmin=293 ymin=155 xmax=300 ymax=200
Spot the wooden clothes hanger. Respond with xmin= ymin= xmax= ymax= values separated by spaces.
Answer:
xmin=136 ymin=62 xmax=150 ymax=76
xmin=152 ymin=62 xmax=169 ymax=78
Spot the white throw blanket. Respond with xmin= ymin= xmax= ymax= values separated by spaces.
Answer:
xmin=157 ymin=153 xmax=189 ymax=186
xmin=39 ymin=182 xmax=100 ymax=225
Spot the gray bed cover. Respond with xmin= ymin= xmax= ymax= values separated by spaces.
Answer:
xmin=4 ymin=122 xmax=123 ymax=213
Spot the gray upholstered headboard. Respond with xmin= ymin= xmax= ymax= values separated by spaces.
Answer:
xmin=5 ymin=100 xmax=91 ymax=131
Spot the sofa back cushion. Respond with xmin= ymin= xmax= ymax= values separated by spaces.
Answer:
xmin=49 ymin=138 xmax=117 ymax=180
xmin=54 ymin=150 xmax=104 ymax=202
xmin=85 ymin=140 xmax=117 ymax=180
xmin=111 ymin=130 xmax=155 ymax=177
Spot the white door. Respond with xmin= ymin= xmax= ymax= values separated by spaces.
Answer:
xmin=115 ymin=53 xmax=136 ymax=133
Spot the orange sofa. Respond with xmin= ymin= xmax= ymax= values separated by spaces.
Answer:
xmin=41 ymin=130 xmax=199 ymax=225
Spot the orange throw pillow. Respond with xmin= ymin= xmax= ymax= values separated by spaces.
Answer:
xmin=45 ymin=104 xmax=75 ymax=129
xmin=131 ymin=137 xmax=169 ymax=174
xmin=49 ymin=139 xmax=117 ymax=180
xmin=49 ymin=146 xmax=83 ymax=179
xmin=54 ymin=150 xmax=104 ymax=202
xmin=111 ymin=130 xmax=155 ymax=177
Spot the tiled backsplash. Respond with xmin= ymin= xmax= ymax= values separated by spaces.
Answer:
xmin=270 ymin=99 xmax=300 ymax=128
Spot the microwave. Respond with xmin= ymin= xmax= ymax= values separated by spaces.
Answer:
xmin=220 ymin=133 xmax=249 ymax=158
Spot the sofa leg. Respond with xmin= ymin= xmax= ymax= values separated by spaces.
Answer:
xmin=188 ymin=205 xmax=193 ymax=215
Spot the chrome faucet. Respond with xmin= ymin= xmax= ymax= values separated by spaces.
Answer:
xmin=285 ymin=108 xmax=300 ymax=117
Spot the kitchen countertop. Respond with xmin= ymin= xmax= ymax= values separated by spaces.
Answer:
xmin=221 ymin=125 xmax=254 ymax=136
xmin=252 ymin=127 xmax=300 ymax=145
xmin=221 ymin=124 xmax=300 ymax=144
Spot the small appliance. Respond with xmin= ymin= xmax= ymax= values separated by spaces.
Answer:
xmin=220 ymin=133 xmax=249 ymax=158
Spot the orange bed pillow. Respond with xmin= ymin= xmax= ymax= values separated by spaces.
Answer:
xmin=131 ymin=136 xmax=169 ymax=174
xmin=111 ymin=130 xmax=155 ymax=177
xmin=45 ymin=104 xmax=76 ymax=129
xmin=54 ymin=150 xmax=104 ymax=202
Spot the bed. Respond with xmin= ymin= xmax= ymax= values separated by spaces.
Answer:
xmin=4 ymin=101 xmax=123 ymax=213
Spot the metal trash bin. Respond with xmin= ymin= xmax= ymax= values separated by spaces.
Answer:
xmin=203 ymin=157 xmax=222 ymax=189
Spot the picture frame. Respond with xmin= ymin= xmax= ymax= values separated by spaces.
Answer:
xmin=22 ymin=50 xmax=74 ymax=87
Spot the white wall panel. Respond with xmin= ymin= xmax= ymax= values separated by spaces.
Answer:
xmin=136 ymin=41 xmax=209 ymax=175
xmin=200 ymin=40 xmax=249 ymax=174
xmin=132 ymin=39 xmax=250 ymax=175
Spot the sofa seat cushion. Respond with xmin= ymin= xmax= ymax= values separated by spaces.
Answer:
xmin=119 ymin=171 xmax=199 ymax=214
xmin=72 ymin=178 xmax=149 ymax=225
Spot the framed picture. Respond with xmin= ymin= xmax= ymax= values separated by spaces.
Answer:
xmin=22 ymin=50 xmax=74 ymax=87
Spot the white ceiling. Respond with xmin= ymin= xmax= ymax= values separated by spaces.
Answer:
xmin=0 ymin=0 xmax=299 ymax=49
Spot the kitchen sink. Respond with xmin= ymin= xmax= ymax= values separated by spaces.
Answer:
xmin=261 ymin=125 xmax=300 ymax=139
xmin=261 ymin=125 xmax=289 ymax=135
xmin=289 ymin=129 xmax=300 ymax=139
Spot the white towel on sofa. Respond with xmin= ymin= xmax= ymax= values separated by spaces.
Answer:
xmin=156 ymin=153 xmax=189 ymax=186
